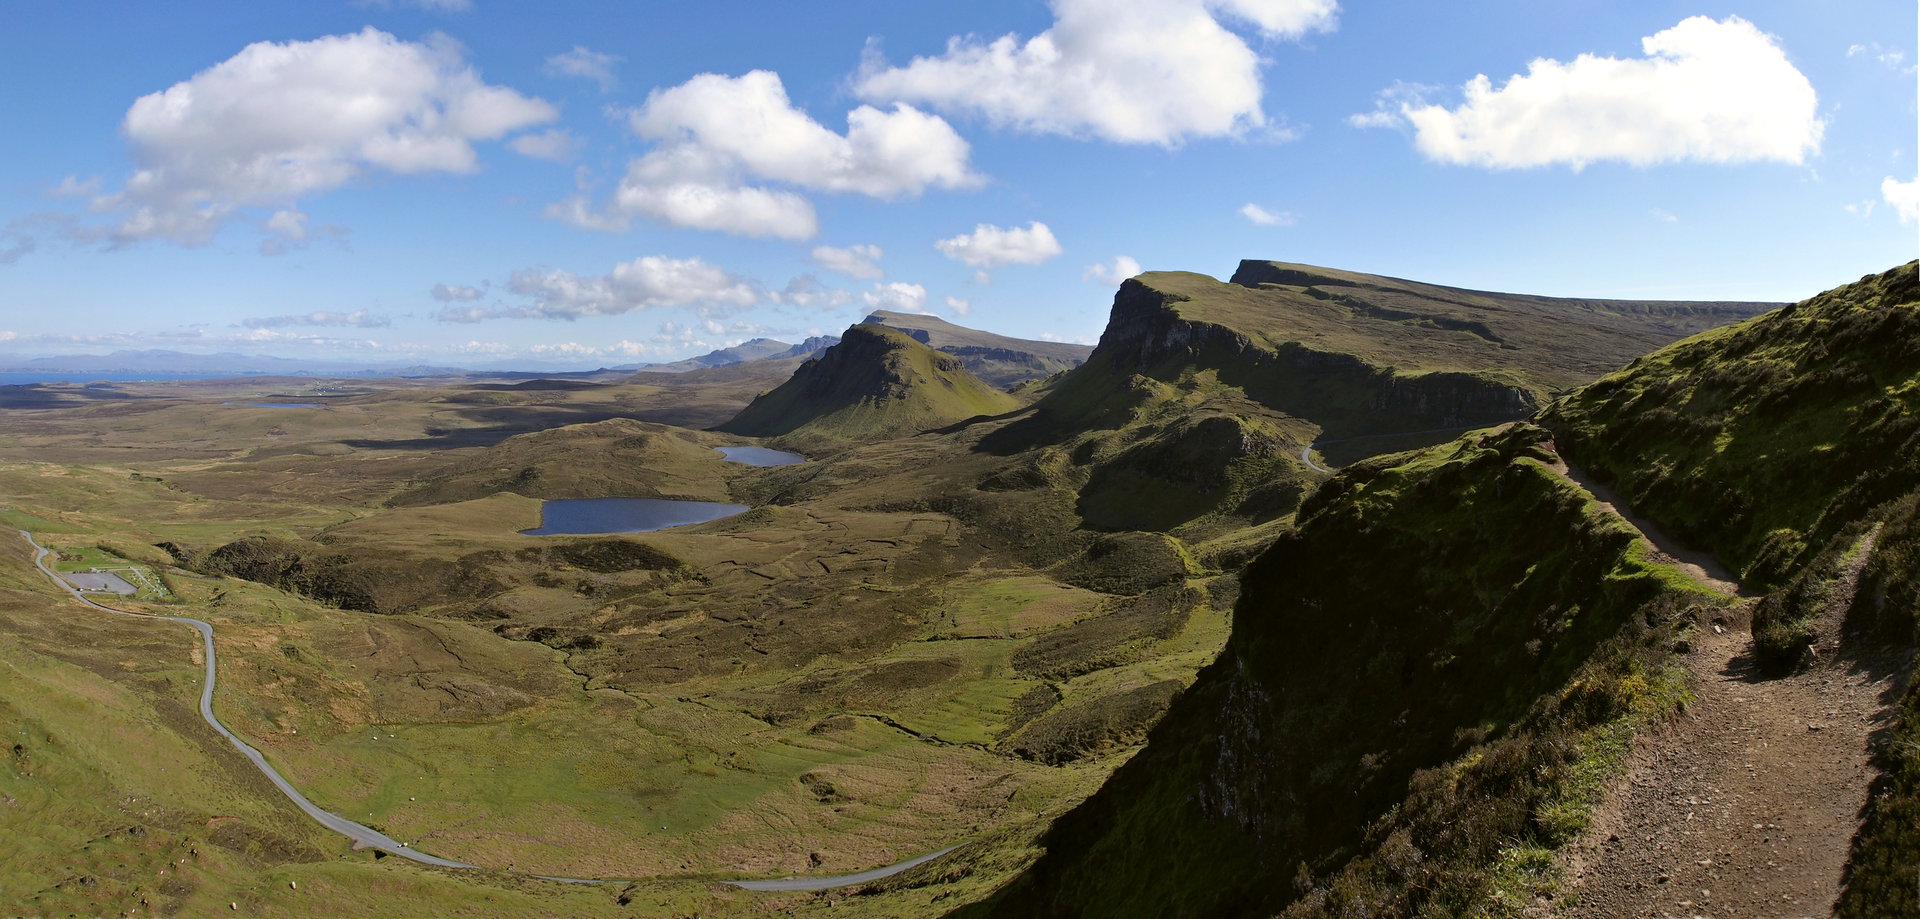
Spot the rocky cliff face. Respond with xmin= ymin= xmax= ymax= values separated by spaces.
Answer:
xmin=1093 ymin=279 xmax=1257 ymax=371
xmin=1088 ymin=277 xmax=1537 ymax=433
xmin=1370 ymin=372 xmax=1538 ymax=427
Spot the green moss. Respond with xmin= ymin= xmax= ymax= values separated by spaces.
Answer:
xmin=1547 ymin=262 xmax=1920 ymax=592
xmin=974 ymin=424 xmax=1725 ymax=919
xmin=1837 ymin=493 xmax=1920 ymax=918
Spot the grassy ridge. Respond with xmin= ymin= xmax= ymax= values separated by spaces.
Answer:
xmin=1546 ymin=262 xmax=1920 ymax=594
xmin=1837 ymin=493 xmax=1920 ymax=918
xmin=1534 ymin=262 xmax=1920 ymax=915
xmin=965 ymin=424 xmax=1722 ymax=918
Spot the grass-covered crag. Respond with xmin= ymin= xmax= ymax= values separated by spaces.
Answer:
xmin=965 ymin=424 xmax=1720 ymax=918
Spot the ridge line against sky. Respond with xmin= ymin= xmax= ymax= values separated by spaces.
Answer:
xmin=0 ymin=0 xmax=1914 ymax=368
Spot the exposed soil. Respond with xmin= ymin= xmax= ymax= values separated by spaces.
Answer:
xmin=1550 ymin=458 xmax=1913 ymax=919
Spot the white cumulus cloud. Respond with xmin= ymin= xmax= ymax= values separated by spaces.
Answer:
xmin=545 ymin=46 xmax=622 ymax=92
xmin=95 ymin=28 xmax=556 ymax=246
xmin=439 ymin=255 xmax=758 ymax=322
xmin=556 ymin=70 xmax=977 ymax=240
xmin=863 ymin=281 xmax=929 ymax=314
xmin=1082 ymin=255 xmax=1141 ymax=284
xmin=854 ymin=0 xmax=1336 ymax=145
xmin=1884 ymin=176 xmax=1920 ymax=224
xmin=1356 ymin=16 xmax=1822 ymax=170
xmin=944 ymin=295 xmax=972 ymax=316
xmin=812 ymin=243 xmax=885 ymax=279
xmin=935 ymin=221 xmax=1063 ymax=278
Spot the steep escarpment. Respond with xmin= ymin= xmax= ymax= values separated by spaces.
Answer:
xmin=964 ymin=424 xmax=1717 ymax=918
xmin=719 ymin=323 xmax=1021 ymax=448
xmin=960 ymin=262 xmax=1917 ymax=919
xmin=994 ymin=261 xmax=1768 ymax=456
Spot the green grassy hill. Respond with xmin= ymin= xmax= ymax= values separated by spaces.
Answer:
xmin=862 ymin=310 xmax=1094 ymax=389
xmin=1543 ymin=262 xmax=1920 ymax=915
xmin=961 ymin=424 xmax=1716 ymax=919
xmin=961 ymin=263 xmax=1917 ymax=919
xmin=973 ymin=262 xmax=1776 ymax=538
xmin=386 ymin=417 xmax=737 ymax=507
xmin=720 ymin=323 xmax=1022 ymax=448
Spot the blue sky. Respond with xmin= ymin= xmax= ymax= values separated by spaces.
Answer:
xmin=1 ymin=0 xmax=1914 ymax=368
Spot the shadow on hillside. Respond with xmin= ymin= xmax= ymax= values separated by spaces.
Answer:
xmin=339 ymin=405 xmax=637 ymax=451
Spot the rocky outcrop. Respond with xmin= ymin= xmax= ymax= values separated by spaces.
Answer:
xmin=1093 ymin=279 xmax=1257 ymax=371
xmin=1370 ymin=372 xmax=1538 ymax=427
xmin=1085 ymin=278 xmax=1538 ymax=433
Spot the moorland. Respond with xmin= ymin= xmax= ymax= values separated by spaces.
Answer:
xmin=1 ymin=261 xmax=1913 ymax=919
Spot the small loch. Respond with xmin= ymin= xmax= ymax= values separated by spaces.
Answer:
xmin=222 ymin=402 xmax=324 ymax=408
xmin=716 ymin=446 xmax=806 ymax=466
xmin=520 ymin=497 xmax=750 ymax=535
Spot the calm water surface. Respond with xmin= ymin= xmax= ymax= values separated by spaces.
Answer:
xmin=221 ymin=402 xmax=324 ymax=408
xmin=716 ymin=445 xmax=806 ymax=466
xmin=521 ymin=497 xmax=750 ymax=535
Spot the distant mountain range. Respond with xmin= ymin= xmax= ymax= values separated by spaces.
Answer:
xmin=0 ymin=313 xmax=1093 ymax=386
xmin=621 ymin=336 xmax=840 ymax=373
xmin=0 ymin=349 xmax=465 ymax=378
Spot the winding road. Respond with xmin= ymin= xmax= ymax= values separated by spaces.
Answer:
xmin=1298 ymin=445 xmax=1332 ymax=474
xmin=23 ymin=530 xmax=474 ymax=869
xmin=19 ymin=529 xmax=957 ymax=890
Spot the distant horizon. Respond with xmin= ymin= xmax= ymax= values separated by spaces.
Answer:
xmin=1 ymin=253 xmax=1828 ymax=376
xmin=3 ymin=2 xmax=1912 ymax=366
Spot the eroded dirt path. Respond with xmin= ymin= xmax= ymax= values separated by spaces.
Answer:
xmin=1544 ymin=459 xmax=1912 ymax=919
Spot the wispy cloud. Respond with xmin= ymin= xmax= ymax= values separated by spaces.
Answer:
xmin=242 ymin=310 xmax=390 ymax=329
xmin=545 ymin=46 xmax=622 ymax=92
xmin=439 ymin=255 xmax=759 ymax=322
xmin=1239 ymin=203 xmax=1295 ymax=226
xmin=1082 ymin=254 xmax=1141 ymax=284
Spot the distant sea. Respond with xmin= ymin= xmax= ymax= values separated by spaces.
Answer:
xmin=0 ymin=371 xmax=268 ymax=386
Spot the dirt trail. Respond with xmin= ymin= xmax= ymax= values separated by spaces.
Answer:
xmin=1544 ymin=459 xmax=1912 ymax=919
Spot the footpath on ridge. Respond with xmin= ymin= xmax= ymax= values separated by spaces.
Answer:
xmin=1545 ymin=455 xmax=1911 ymax=919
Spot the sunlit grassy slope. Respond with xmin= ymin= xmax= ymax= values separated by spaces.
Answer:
xmin=862 ymin=310 xmax=1094 ymax=390
xmin=969 ymin=262 xmax=1918 ymax=919
xmin=963 ymin=424 xmax=1719 ymax=919
xmin=0 ymin=263 xmax=1810 ymax=916
xmin=1543 ymin=262 xmax=1920 ymax=916
xmin=722 ymin=324 xmax=1022 ymax=449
